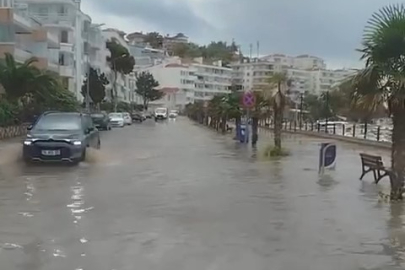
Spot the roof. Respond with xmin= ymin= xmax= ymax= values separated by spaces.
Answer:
xmin=159 ymin=87 xmax=179 ymax=94
xmin=165 ymin=63 xmax=188 ymax=68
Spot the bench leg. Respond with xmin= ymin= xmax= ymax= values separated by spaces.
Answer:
xmin=376 ymin=171 xmax=390 ymax=184
xmin=360 ymin=167 xmax=372 ymax=180
xmin=373 ymin=170 xmax=378 ymax=184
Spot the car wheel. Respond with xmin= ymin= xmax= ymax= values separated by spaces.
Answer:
xmin=80 ymin=149 xmax=86 ymax=162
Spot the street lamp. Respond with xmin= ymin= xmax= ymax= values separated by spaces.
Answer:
xmin=85 ymin=23 xmax=105 ymax=113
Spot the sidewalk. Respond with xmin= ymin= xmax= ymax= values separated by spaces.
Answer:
xmin=255 ymin=127 xmax=391 ymax=191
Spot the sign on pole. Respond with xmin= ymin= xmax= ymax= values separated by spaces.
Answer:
xmin=242 ymin=91 xmax=256 ymax=108
xmin=319 ymin=143 xmax=337 ymax=174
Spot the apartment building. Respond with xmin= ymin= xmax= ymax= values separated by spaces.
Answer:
xmin=0 ymin=0 xmax=60 ymax=73
xmin=102 ymin=28 xmax=136 ymax=104
xmin=231 ymin=55 xmax=354 ymax=98
xmin=192 ymin=58 xmax=232 ymax=101
xmin=163 ymin=33 xmax=188 ymax=55
xmin=139 ymin=57 xmax=232 ymax=110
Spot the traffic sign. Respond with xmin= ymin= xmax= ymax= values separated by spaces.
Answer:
xmin=242 ymin=91 xmax=256 ymax=108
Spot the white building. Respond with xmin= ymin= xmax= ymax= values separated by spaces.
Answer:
xmin=231 ymin=54 xmax=354 ymax=98
xmin=102 ymin=28 xmax=136 ymax=104
xmin=139 ymin=57 xmax=232 ymax=110
xmin=0 ymin=0 xmax=60 ymax=75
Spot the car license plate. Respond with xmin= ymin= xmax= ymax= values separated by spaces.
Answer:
xmin=41 ymin=150 xmax=60 ymax=156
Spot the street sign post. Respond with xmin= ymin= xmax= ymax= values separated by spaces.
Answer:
xmin=241 ymin=92 xmax=256 ymax=144
xmin=319 ymin=142 xmax=337 ymax=174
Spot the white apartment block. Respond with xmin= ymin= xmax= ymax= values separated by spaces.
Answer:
xmin=231 ymin=55 xmax=354 ymax=99
xmin=1 ymin=0 xmax=127 ymax=104
xmin=0 ymin=0 xmax=60 ymax=74
xmin=102 ymin=29 xmax=136 ymax=104
xmin=139 ymin=57 xmax=232 ymax=110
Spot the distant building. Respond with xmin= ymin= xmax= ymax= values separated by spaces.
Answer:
xmin=137 ymin=57 xmax=232 ymax=110
xmin=163 ymin=33 xmax=188 ymax=55
xmin=231 ymin=54 xmax=355 ymax=100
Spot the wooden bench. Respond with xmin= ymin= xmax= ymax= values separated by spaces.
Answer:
xmin=359 ymin=153 xmax=392 ymax=184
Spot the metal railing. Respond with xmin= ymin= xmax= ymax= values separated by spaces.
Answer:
xmin=259 ymin=120 xmax=392 ymax=143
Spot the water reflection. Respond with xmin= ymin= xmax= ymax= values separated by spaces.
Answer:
xmin=317 ymin=174 xmax=339 ymax=191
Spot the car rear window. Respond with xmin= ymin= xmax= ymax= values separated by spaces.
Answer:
xmin=33 ymin=114 xmax=81 ymax=131
xmin=91 ymin=114 xmax=104 ymax=118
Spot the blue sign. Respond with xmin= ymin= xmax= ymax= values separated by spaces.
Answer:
xmin=319 ymin=143 xmax=337 ymax=174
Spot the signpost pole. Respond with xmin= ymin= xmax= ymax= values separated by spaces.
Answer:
xmin=245 ymin=108 xmax=250 ymax=144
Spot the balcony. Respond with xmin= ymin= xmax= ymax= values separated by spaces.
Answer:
xmin=47 ymin=32 xmax=59 ymax=49
xmin=59 ymin=65 xmax=73 ymax=77
xmin=30 ymin=13 xmax=75 ymax=30
xmin=14 ymin=47 xmax=32 ymax=63
xmin=60 ymin=42 xmax=73 ymax=54
xmin=47 ymin=62 xmax=59 ymax=73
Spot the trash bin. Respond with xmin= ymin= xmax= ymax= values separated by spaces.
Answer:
xmin=238 ymin=124 xmax=249 ymax=143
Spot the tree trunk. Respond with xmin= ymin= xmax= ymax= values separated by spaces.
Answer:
xmin=274 ymin=106 xmax=283 ymax=149
xmin=235 ymin=116 xmax=241 ymax=140
xmin=251 ymin=117 xmax=259 ymax=145
xmin=390 ymin=110 xmax=405 ymax=200
xmin=113 ymin=70 xmax=118 ymax=112
xmin=221 ymin=115 xmax=227 ymax=133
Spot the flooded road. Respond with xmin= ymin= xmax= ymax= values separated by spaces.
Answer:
xmin=0 ymin=118 xmax=404 ymax=270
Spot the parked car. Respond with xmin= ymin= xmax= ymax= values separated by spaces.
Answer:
xmin=108 ymin=112 xmax=125 ymax=128
xmin=22 ymin=111 xmax=100 ymax=164
xmin=169 ymin=110 xmax=178 ymax=118
xmin=131 ymin=111 xmax=145 ymax=122
xmin=122 ymin=112 xmax=132 ymax=125
xmin=91 ymin=112 xmax=111 ymax=130
xmin=144 ymin=112 xmax=153 ymax=119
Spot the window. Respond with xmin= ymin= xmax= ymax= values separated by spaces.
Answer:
xmin=61 ymin=30 xmax=68 ymax=43
xmin=59 ymin=53 xmax=65 ymax=65
xmin=58 ymin=5 xmax=68 ymax=15
xmin=38 ymin=6 xmax=48 ymax=16
xmin=0 ymin=23 xmax=14 ymax=42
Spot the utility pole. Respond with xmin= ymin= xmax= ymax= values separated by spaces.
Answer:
xmin=299 ymin=93 xmax=304 ymax=128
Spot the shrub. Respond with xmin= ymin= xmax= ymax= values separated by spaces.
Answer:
xmin=264 ymin=145 xmax=290 ymax=158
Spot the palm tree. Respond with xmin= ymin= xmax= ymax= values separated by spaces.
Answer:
xmin=266 ymin=72 xmax=290 ymax=150
xmin=251 ymin=91 xmax=270 ymax=145
xmin=351 ymin=4 xmax=405 ymax=200
xmin=0 ymin=53 xmax=58 ymax=103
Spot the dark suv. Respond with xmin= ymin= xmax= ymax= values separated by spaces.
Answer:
xmin=22 ymin=112 xmax=100 ymax=164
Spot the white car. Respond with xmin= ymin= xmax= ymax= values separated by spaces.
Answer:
xmin=122 ymin=112 xmax=132 ymax=125
xmin=108 ymin=113 xmax=125 ymax=128
xmin=155 ymin=108 xmax=168 ymax=120
xmin=169 ymin=110 xmax=178 ymax=118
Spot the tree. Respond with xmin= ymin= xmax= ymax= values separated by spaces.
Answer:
xmin=135 ymin=72 xmax=163 ymax=110
xmin=350 ymin=4 xmax=405 ymax=200
xmin=144 ymin=32 xmax=163 ymax=48
xmin=251 ymin=91 xmax=270 ymax=145
xmin=0 ymin=53 xmax=58 ymax=102
xmin=106 ymin=40 xmax=135 ymax=111
xmin=266 ymin=72 xmax=290 ymax=152
xmin=81 ymin=67 xmax=109 ymax=109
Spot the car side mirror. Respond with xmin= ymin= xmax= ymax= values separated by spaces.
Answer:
xmin=27 ymin=125 xmax=33 ymax=131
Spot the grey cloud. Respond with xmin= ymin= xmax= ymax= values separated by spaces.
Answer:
xmin=87 ymin=0 xmax=218 ymax=40
xmin=87 ymin=0 xmax=393 ymax=66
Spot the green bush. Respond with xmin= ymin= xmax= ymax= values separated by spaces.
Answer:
xmin=263 ymin=145 xmax=290 ymax=158
xmin=0 ymin=99 xmax=22 ymax=127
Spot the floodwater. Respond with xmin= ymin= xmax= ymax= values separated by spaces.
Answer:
xmin=0 ymin=117 xmax=404 ymax=270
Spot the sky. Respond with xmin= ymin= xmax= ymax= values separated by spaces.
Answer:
xmin=81 ymin=0 xmax=392 ymax=69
